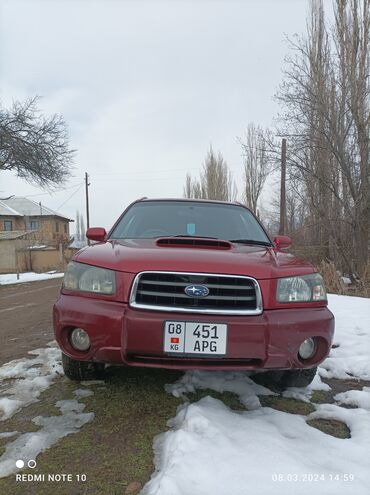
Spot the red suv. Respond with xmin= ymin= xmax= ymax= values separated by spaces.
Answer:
xmin=53 ymin=198 xmax=334 ymax=389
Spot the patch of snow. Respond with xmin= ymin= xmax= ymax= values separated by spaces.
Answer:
xmin=0 ymin=272 xmax=64 ymax=285
xmin=73 ymin=389 xmax=94 ymax=398
xmin=0 ymin=343 xmax=96 ymax=479
xmin=166 ymin=370 xmax=275 ymax=410
xmin=143 ymin=396 xmax=369 ymax=495
xmin=283 ymin=373 xmax=331 ymax=402
xmin=341 ymin=276 xmax=352 ymax=285
xmin=0 ymin=400 xmax=94 ymax=478
xmin=0 ymin=398 xmax=23 ymax=421
xmin=308 ymin=403 xmax=370 ymax=444
xmin=0 ymin=347 xmax=62 ymax=421
xmin=334 ymin=388 xmax=370 ymax=411
xmin=320 ymin=294 xmax=370 ymax=380
xmin=28 ymin=245 xmax=48 ymax=250
xmin=0 ymin=432 xmax=18 ymax=439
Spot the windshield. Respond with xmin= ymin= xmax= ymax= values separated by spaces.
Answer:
xmin=109 ymin=201 xmax=271 ymax=244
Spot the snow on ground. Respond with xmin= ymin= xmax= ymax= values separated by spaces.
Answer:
xmin=0 ymin=271 xmax=64 ymax=285
xmin=143 ymin=397 xmax=369 ymax=495
xmin=334 ymin=388 xmax=370 ymax=410
xmin=144 ymin=294 xmax=370 ymax=495
xmin=167 ymin=370 xmax=276 ymax=410
xmin=319 ymin=294 xmax=370 ymax=380
xmin=0 ymin=344 xmax=62 ymax=421
xmin=73 ymin=388 xmax=94 ymax=398
xmin=0 ymin=399 xmax=94 ymax=478
xmin=0 ymin=342 xmax=96 ymax=478
xmin=0 ymin=432 xmax=18 ymax=439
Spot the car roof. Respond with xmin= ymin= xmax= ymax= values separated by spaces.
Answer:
xmin=138 ymin=197 xmax=244 ymax=207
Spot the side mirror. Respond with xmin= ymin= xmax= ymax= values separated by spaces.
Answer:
xmin=86 ymin=227 xmax=107 ymax=242
xmin=273 ymin=235 xmax=292 ymax=250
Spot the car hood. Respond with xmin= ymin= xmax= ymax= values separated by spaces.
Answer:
xmin=74 ymin=239 xmax=315 ymax=279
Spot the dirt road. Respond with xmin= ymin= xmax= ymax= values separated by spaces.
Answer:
xmin=0 ymin=279 xmax=62 ymax=365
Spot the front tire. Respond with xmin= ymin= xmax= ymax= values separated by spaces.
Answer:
xmin=280 ymin=367 xmax=317 ymax=388
xmin=62 ymin=352 xmax=105 ymax=381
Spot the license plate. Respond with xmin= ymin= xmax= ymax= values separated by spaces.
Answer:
xmin=163 ymin=321 xmax=227 ymax=356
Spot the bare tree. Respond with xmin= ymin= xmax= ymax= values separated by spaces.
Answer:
xmin=0 ymin=97 xmax=74 ymax=187
xmin=80 ymin=214 xmax=86 ymax=242
xmin=183 ymin=173 xmax=202 ymax=199
xmin=276 ymin=0 xmax=369 ymax=277
xmin=239 ymin=123 xmax=275 ymax=213
xmin=75 ymin=211 xmax=81 ymax=242
xmin=184 ymin=147 xmax=236 ymax=201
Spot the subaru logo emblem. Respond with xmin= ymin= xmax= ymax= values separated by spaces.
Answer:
xmin=184 ymin=285 xmax=210 ymax=297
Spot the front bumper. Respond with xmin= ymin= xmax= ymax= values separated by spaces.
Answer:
xmin=53 ymin=294 xmax=334 ymax=371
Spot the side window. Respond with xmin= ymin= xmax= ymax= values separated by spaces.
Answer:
xmin=55 ymin=222 xmax=59 ymax=233
xmin=30 ymin=220 xmax=39 ymax=230
xmin=64 ymin=223 xmax=67 ymax=234
xmin=4 ymin=220 xmax=12 ymax=231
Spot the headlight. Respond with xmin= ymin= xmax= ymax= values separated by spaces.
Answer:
xmin=277 ymin=273 xmax=326 ymax=303
xmin=63 ymin=261 xmax=115 ymax=295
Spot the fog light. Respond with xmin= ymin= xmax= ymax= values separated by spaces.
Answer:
xmin=298 ymin=338 xmax=316 ymax=360
xmin=70 ymin=328 xmax=90 ymax=351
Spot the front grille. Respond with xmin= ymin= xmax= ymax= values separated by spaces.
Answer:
xmin=129 ymin=271 xmax=263 ymax=315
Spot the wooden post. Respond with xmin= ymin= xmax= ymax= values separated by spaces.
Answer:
xmin=85 ymin=172 xmax=90 ymax=245
xmin=279 ymin=138 xmax=287 ymax=235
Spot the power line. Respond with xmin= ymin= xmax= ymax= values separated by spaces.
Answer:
xmin=56 ymin=183 xmax=84 ymax=211
xmin=25 ymin=182 xmax=84 ymax=198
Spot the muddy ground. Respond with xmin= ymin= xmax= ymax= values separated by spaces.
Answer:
xmin=0 ymin=279 xmax=62 ymax=365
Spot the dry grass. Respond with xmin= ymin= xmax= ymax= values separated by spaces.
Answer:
xmin=352 ymin=262 xmax=370 ymax=298
xmin=291 ymin=243 xmax=370 ymax=297
xmin=319 ymin=260 xmax=348 ymax=295
xmin=319 ymin=260 xmax=370 ymax=298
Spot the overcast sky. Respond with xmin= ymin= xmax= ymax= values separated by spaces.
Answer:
xmin=0 ymin=0 xmax=313 ymax=232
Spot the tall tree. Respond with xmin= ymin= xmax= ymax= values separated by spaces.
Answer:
xmin=276 ymin=0 xmax=369 ymax=276
xmin=75 ymin=211 xmax=81 ymax=241
xmin=240 ymin=123 xmax=274 ymax=213
xmin=80 ymin=214 xmax=86 ymax=242
xmin=184 ymin=147 xmax=236 ymax=201
xmin=0 ymin=97 xmax=74 ymax=187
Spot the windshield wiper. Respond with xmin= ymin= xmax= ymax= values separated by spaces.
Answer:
xmin=228 ymin=239 xmax=271 ymax=246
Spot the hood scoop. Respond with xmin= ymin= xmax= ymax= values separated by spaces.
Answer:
xmin=156 ymin=237 xmax=232 ymax=250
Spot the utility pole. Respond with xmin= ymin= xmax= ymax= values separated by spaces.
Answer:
xmin=85 ymin=172 xmax=90 ymax=245
xmin=279 ymin=138 xmax=287 ymax=235
xmin=39 ymin=201 xmax=43 ymax=244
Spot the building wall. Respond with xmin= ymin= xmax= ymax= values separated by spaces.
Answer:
xmin=0 ymin=217 xmax=24 ymax=231
xmin=0 ymin=240 xmax=17 ymax=272
xmin=22 ymin=248 xmax=63 ymax=273
xmin=36 ymin=217 xmax=70 ymax=245
xmin=0 ymin=216 xmax=70 ymax=246
xmin=0 ymin=239 xmax=28 ymax=273
xmin=16 ymin=247 xmax=74 ymax=273
xmin=0 ymin=243 xmax=75 ymax=274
